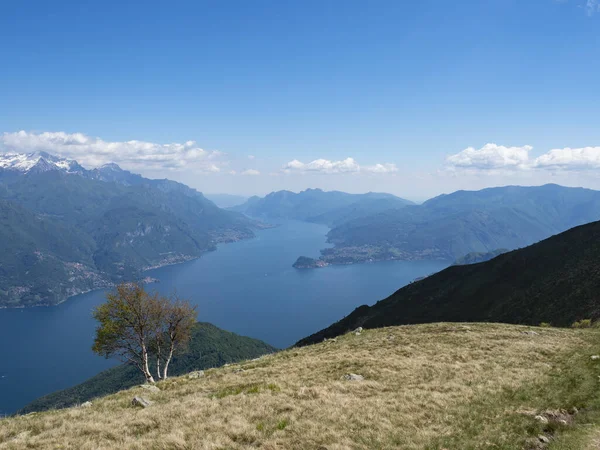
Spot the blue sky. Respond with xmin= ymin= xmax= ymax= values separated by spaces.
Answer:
xmin=1 ymin=0 xmax=599 ymax=200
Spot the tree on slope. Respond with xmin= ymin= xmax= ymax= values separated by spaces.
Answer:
xmin=92 ymin=283 xmax=196 ymax=383
xmin=152 ymin=295 xmax=197 ymax=380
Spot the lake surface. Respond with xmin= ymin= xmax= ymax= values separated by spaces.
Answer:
xmin=0 ymin=220 xmax=448 ymax=414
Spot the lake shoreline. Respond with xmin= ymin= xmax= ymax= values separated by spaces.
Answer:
xmin=1 ymin=219 xmax=449 ymax=414
xmin=0 ymin=231 xmax=263 ymax=310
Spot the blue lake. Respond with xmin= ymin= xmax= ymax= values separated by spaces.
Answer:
xmin=0 ymin=220 xmax=448 ymax=414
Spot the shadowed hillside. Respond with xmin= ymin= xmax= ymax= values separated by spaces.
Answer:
xmin=297 ymin=220 xmax=600 ymax=346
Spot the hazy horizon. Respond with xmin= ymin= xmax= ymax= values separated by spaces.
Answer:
xmin=2 ymin=0 xmax=599 ymax=199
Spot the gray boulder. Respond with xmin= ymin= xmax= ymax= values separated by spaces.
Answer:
xmin=132 ymin=397 xmax=153 ymax=408
xmin=342 ymin=373 xmax=364 ymax=382
xmin=188 ymin=370 xmax=205 ymax=379
xmin=521 ymin=331 xmax=539 ymax=336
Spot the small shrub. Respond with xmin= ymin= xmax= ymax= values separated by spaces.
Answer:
xmin=276 ymin=419 xmax=288 ymax=430
xmin=572 ymin=319 xmax=593 ymax=329
xmin=539 ymin=322 xmax=552 ymax=328
xmin=246 ymin=385 xmax=261 ymax=394
xmin=212 ymin=383 xmax=266 ymax=399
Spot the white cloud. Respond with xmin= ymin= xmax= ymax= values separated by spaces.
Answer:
xmin=587 ymin=0 xmax=600 ymax=16
xmin=534 ymin=147 xmax=600 ymax=170
xmin=283 ymin=157 xmax=397 ymax=174
xmin=284 ymin=157 xmax=360 ymax=174
xmin=248 ymin=155 xmax=255 ymax=160
xmin=446 ymin=143 xmax=533 ymax=170
xmin=446 ymin=143 xmax=600 ymax=173
xmin=241 ymin=169 xmax=260 ymax=176
xmin=363 ymin=163 xmax=399 ymax=173
xmin=0 ymin=130 xmax=227 ymax=173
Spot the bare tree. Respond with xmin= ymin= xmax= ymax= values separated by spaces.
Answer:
xmin=93 ymin=283 xmax=197 ymax=383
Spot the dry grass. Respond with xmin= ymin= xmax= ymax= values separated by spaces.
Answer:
xmin=1 ymin=323 xmax=600 ymax=449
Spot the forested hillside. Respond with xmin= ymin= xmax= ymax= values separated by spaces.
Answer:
xmin=299 ymin=184 xmax=600 ymax=266
xmin=0 ymin=152 xmax=260 ymax=307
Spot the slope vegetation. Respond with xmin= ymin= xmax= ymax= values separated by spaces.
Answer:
xmin=20 ymin=323 xmax=277 ymax=414
xmin=2 ymin=323 xmax=600 ymax=449
xmin=298 ymin=220 xmax=600 ymax=346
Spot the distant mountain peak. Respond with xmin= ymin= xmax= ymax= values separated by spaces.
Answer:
xmin=99 ymin=162 xmax=123 ymax=171
xmin=0 ymin=151 xmax=146 ymax=186
xmin=0 ymin=151 xmax=85 ymax=174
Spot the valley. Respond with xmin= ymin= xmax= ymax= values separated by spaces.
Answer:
xmin=4 ymin=3 xmax=599 ymax=447
xmin=0 ymin=219 xmax=448 ymax=415
xmin=237 ymin=185 xmax=600 ymax=269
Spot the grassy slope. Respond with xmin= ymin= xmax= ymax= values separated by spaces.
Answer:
xmin=20 ymin=323 xmax=277 ymax=414
xmin=298 ymin=220 xmax=600 ymax=347
xmin=3 ymin=323 xmax=600 ymax=449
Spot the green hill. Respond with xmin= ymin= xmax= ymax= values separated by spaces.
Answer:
xmin=297 ymin=220 xmax=600 ymax=346
xmin=20 ymin=322 xmax=277 ymax=414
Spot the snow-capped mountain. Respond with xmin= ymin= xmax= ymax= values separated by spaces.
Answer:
xmin=0 ymin=151 xmax=142 ymax=184
xmin=0 ymin=151 xmax=201 ymax=195
xmin=0 ymin=151 xmax=86 ymax=175
xmin=0 ymin=150 xmax=258 ymax=308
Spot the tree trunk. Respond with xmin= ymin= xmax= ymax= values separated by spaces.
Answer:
xmin=155 ymin=340 xmax=163 ymax=380
xmin=162 ymin=346 xmax=175 ymax=380
xmin=142 ymin=344 xmax=155 ymax=384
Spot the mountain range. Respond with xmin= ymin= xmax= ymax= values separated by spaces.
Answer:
xmin=6 ymin=153 xmax=600 ymax=309
xmin=231 ymin=188 xmax=414 ymax=227
xmin=290 ymin=184 xmax=600 ymax=267
xmin=0 ymin=152 xmax=261 ymax=307
xmin=297 ymin=219 xmax=600 ymax=346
